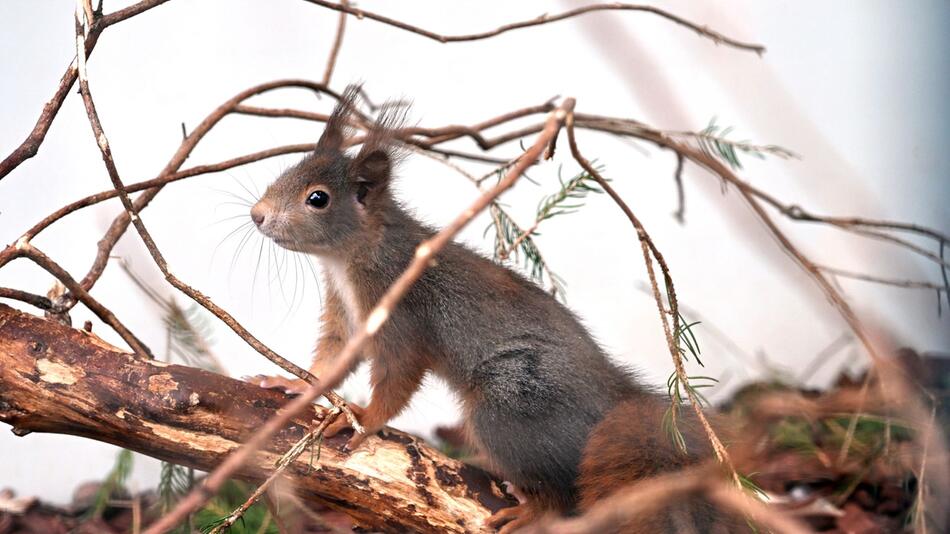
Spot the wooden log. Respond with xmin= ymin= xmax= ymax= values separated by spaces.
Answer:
xmin=0 ymin=304 xmax=513 ymax=532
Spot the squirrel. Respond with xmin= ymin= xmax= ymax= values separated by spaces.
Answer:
xmin=249 ymin=86 xmax=739 ymax=532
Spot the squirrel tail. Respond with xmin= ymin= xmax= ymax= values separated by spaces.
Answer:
xmin=576 ymin=395 xmax=748 ymax=533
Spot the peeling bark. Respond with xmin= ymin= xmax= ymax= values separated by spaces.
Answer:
xmin=0 ymin=304 xmax=513 ymax=532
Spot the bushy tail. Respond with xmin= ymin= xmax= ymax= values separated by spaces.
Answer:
xmin=576 ymin=395 xmax=748 ymax=533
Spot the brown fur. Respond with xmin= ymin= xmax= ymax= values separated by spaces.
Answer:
xmin=578 ymin=398 xmax=748 ymax=533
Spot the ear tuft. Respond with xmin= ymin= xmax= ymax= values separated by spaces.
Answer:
xmin=351 ymin=99 xmax=409 ymax=188
xmin=316 ymin=84 xmax=362 ymax=153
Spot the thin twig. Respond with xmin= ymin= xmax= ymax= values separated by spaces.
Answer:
xmin=564 ymin=114 xmax=740 ymax=487
xmin=300 ymin=0 xmax=766 ymax=53
xmin=672 ymin=152 xmax=685 ymax=223
xmin=321 ymin=0 xmax=347 ymax=85
xmin=817 ymin=264 xmax=947 ymax=292
xmin=0 ymin=287 xmax=54 ymax=311
xmin=207 ymin=408 xmax=340 ymax=534
xmin=0 ymin=0 xmax=172 ymax=180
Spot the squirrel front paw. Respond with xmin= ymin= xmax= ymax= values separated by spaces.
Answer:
xmin=324 ymin=404 xmax=374 ymax=451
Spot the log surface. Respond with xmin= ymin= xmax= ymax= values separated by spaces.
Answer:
xmin=0 ymin=304 xmax=513 ymax=532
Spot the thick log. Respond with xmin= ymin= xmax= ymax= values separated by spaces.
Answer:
xmin=0 ymin=304 xmax=513 ymax=532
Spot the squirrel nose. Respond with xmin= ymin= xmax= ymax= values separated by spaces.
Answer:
xmin=250 ymin=205 xmax=266 ymax=226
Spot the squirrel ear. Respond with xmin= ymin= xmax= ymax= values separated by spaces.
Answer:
xmin=354 ymin=149 xmax=391 ymax=186
xmin=316 ymin=84 xmax=361 ymax=153
xmin=350 ymin=97 xmax=407 ymax=190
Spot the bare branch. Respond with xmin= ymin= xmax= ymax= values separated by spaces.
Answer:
xmin=817 ymin=264 xmax=947 ymax=292
xmin=301 ymin=1 xmax=766 ymax=53
xmin=0 ymin=287 xmax=54 ymax=311
xmin=0 ymin=0 xmax=172 ymax=180
xmin=321 ymin=0 xmax=348 ymax=85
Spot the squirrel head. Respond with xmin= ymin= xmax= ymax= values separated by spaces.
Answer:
xmin=251 ymin=85 xmax=405 ymax=257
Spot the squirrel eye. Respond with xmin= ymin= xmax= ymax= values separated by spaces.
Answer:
xmin=306 ymin=190 xmax=330 ymax=209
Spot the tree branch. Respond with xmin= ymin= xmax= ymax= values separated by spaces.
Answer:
xmin=0 ymin=0 xmax=172 ymax=180
xmin=300 ymin=1 xmax=766 ymax=53
xmin=0 ymin=304 xmax=513 ymax=533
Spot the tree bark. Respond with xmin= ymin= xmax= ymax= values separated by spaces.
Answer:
xmin=0 ymin=304 xmax=513 ymax=532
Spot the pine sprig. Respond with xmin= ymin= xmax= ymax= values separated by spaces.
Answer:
xmin=163 ymin=301 xmax=223 ymax=373
xmin=88 ymin=449 xmax=134 ymax=518
xmin=158 ymin=462 xmax=194 ymax=513
xmin=120 ymin=260 xmax=224 ymax=373
xmin=688 ymin=117 xmax=797 ymax=170
xmin=485 ymin=166 xmax=606 ymax=299
xmin=664 ymin=314 xmax=718 ymax=453
xmin=487 ymin=203 xmax=566 ymax=296
xmin=533 ymin=165 xmax=606 ymax=228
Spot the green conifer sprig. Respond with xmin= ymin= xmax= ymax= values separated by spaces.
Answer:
xmin=684 ymin=117 xmax=798 ymax=170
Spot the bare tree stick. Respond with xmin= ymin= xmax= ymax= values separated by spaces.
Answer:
xmin=321 ymin=0 xmax=348 ymax=85
xmin=145 ymin=98 xmax=575 ymax=534
xmin=525 ymin=468 xmax=708 ymax=534
xmin=0 ymin=0 xmax=172 ymax=180
xmin=233 ymin=105 xmax=330 ymax=123
xmin=843 ymin=227 xmax=950 ymax=269
xmin=705 ymin=483 xmax=813 ymax=534
xmin=301 ymin=0 xmax=766 ymax=53
xmin=817 ymin=264 xmax=947 ymax=292
xmin=0 ymin=287 xmax=54 ymax=311
xmin=672 ymin=152 xmax=685 ymax=223
xmin=525 ymin=466 xmax=811 ymax=534
xmin=15 ymin=243 xmax=152 ymax=357
xmin=0 ymin=304 xmax=513 ymax=533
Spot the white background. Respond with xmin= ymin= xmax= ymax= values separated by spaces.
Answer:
xmin=1 ymin=0 xmax=947 ymax=504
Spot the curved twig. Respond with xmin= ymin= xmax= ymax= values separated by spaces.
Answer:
xmin=301 ymin=0 xmax=766 ymax=53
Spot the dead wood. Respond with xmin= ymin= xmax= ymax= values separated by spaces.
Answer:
xmin=0 ymin=304 xmax=513 ymax=533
